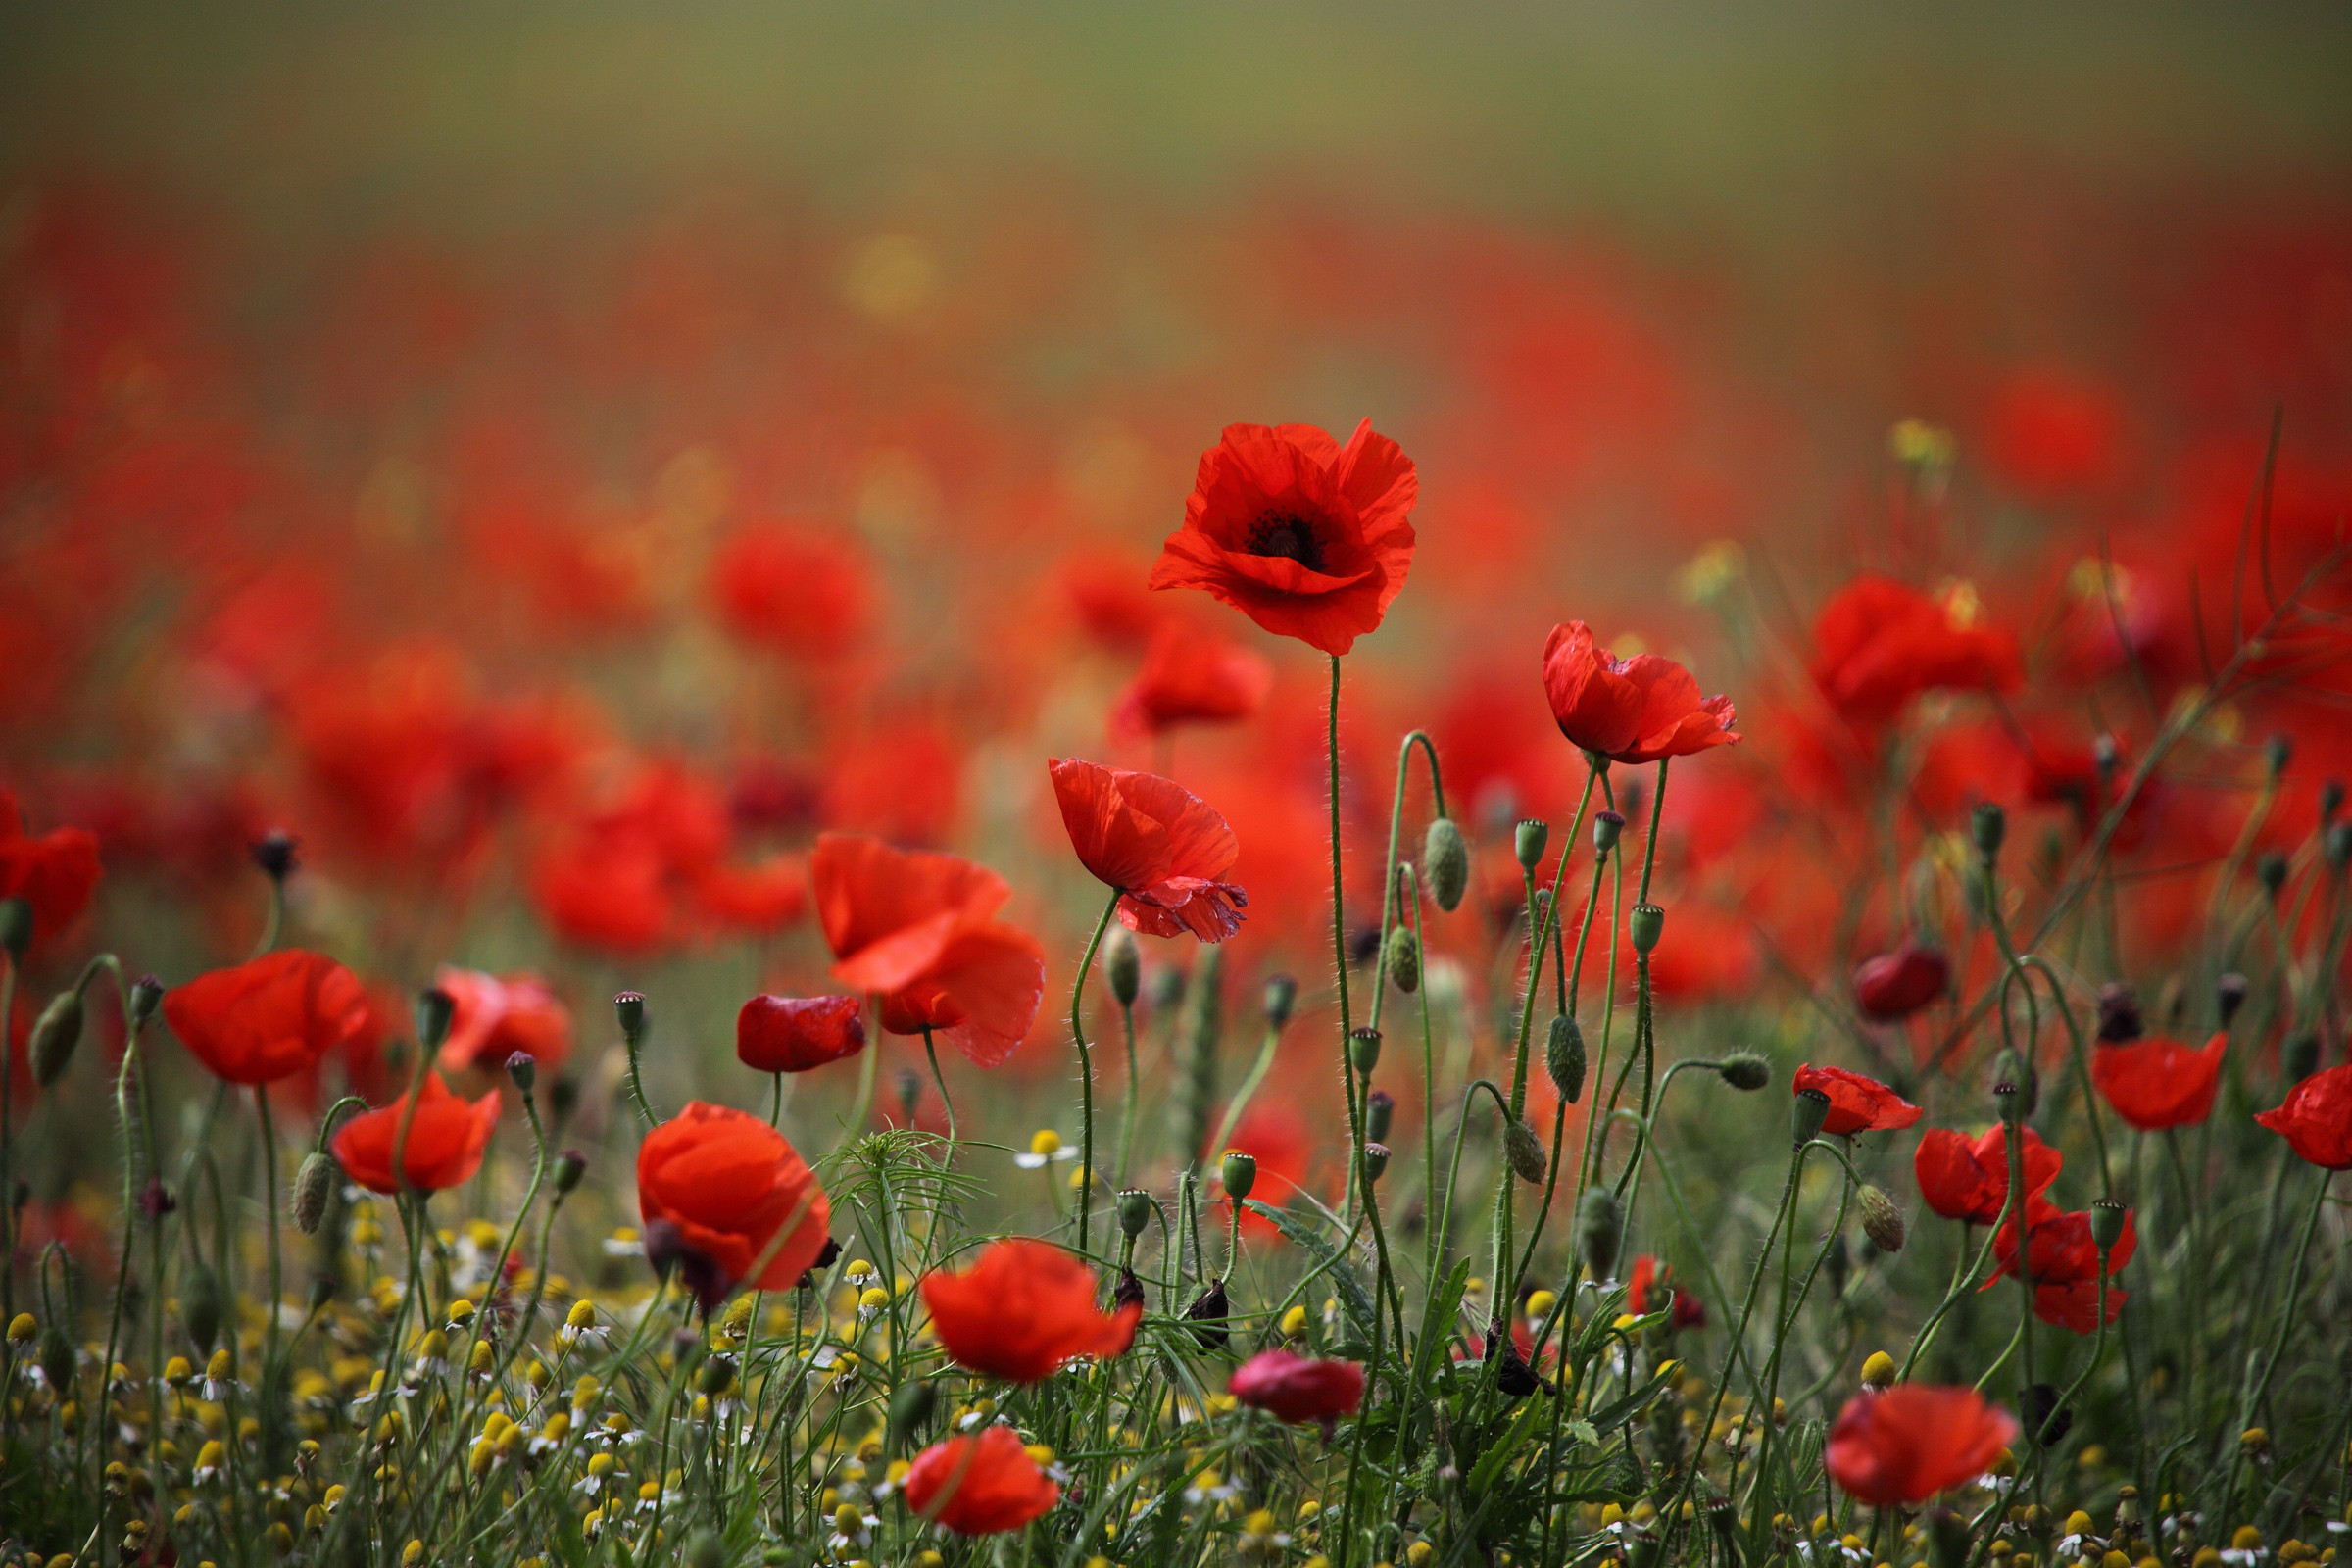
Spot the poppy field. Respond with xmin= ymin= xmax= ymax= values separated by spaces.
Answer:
xmin=3 ymin=13 xmax=2351 ymax=1568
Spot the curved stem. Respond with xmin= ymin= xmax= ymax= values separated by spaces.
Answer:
xmin=1369 ymin=729 xmax=1448 ymax=1036
xmin=1115 ymin=1002 xmax=1140 ymax=1187
xmin=921 ymin=1027 xmax=957 ymax=1158
xmin=1068 ymin=889 xmax=1121 ymax=1256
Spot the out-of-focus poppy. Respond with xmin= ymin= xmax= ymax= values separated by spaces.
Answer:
xmin=1541 ymin=621 xmax=1740 ymax=765
xmin=1793 ymin=1063 xmax=1923 ymax=1136
xmin=330 ymin=1072 xmax=501 ymax=1194
xmin=2255 ymin=1064 xmax=2352 ymax=1169
xmin=811 ymin=834 xmax=1045 ymax=1067
xmin=736 ymin=994 xmax=865 ymax=1073
xmin=165 ymin=950 xmax=371 ymax=1087
xmin=1229 ymin=1348 xmax=1366 ymax=1432
xmin=1048 ymin=759 xmax=1248 ymax=942
xmin=1148 ymin=419 xmax=1418 ymax=657
xmin=1852 ymin=945 xmax=1949 ymax=1021
xmin=920 ymin=1238 xmax=1140 ymax=1382
xmin=1825 ymin=1386 xmax=2019 ymax=1505
xmin=2091 ymin=1032 xmax=2228 ymax=1132
xmin=1984 ymin=370 xmax=2124 ymax=498
xmin=1810 ymin=576 xmax=2023 ymax=728
xmin=434 ymin=966 xmax=573 ymax=1076
xmin=1987 ymin=1197 xmax=2136 ymax=1331
xmin=709 ymin=522 xmax=872 ymax=660
xmin=636 ymin=1102 xmax=832 ymax=1307
xmin=0 ymin=791 xmax=102 ymax=952
xmin=1111 ymin=620 xmax=1273 ymax=738
xmin=902 ymin=1425 xmax=1059 ymax=1534
xmin=692 ymin=856 xmax=808 ymax=935
xmin=1914 ymin=1125 xmax=2062 ymax=1226
xmin=1627 ymin=1253 xmax=1706 ymax=1329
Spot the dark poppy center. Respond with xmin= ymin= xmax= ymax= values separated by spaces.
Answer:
xmin=1248 ymin=513 xmax=1327 ymax=572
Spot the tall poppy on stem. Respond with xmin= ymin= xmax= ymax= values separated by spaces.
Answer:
xmin=330 ymin=1073 xmax=501 ymax=1195
xmin=920 ymin=1238 xmax=1140 ymax=1382
xmin=635 ymin=1102 xmax=831 ymax=1311
xmin=1049 ymin=760 xmax=1248 ymax=942
xmin=1792 ymin=1063 xmax=1924 ymax=1136
xmin=1825 ymin=1386 xmax=2019 ymax=1505
xmin=1985 ymin=1196 xmax=2136 ymax=1331
xmin=0 ymin=791 xmax=101 ymax=954
xmin=1541 ymin=622 xmax=1741 ymax=765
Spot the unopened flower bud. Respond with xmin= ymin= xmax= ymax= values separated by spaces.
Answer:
xmin=612 ymin=991 xmax=645 ymax=1041
xmin=29 ymin=987 xmax=84 ymax=1087
xmin=1102 ymin=928 xmax=1139 ymax=1009
xmin=1825 ymin=1230 xmax=1850 ymax=1299
xmin=292 ymin=1152 xmax=337 ymax=1237
xmin=1503 ymin=1119 xmax=1546 ymax=1184
xmin=2265 ymin=732 xmax=2292 ymax=778
xmin=1116 ymin=1189 xmax=1153 ymax=1240
xmin=2257 ymin=850 xmax=2288 ymax=898
xmin=896 ymin=1066 xmax=921 ymax=1124
xmin=1349 ymin=1026 xmax=1382 ymax=1075
xmin=687 ymin=1531 xmax=727 ymax=1568
xmin=2095 ymin=983 xmax=2141 ymax=1043
xmin=1717 ymin=1051 xmax=1771 ymax=1092
xmin=505 ymin=1052 xmax=537 ymax=1095
xmin=1545 ymin=1014 xmax=1587 ymax=1103
xmin=1859 ymin=1186 xmax=1906 ymax=1254
xmin=2088 ymin=1199 xmax=2128 ymax=1253
xmin=1629 ymin=903 xmax=1665 ymax=955
xmin=1514 ymin=818 xmax=1548 ymax=872
xmin=1972 ymin=801 xmax=2007 ymax=863
xmin=1219 ymin=1151 xmax=1256 ymax=1202
xmin=1860 ymin=1350 xmax=1896 ymax=1391
xmin=1384 ymin=926 xmax=1420 ymax=994
xmin=1791 ymin=1087 xmax=1831 ymax=1147
xmin=1593 ymin=809 xmax=1626 ymax=855
xmin=1576 ymin=1188 xmax=1623 ymax=1282
xmin=1262 ymin=974 xmax=1297 ymax=1031
xmin=0 ymin=897 xmax=31 ymax=956
xmin=2217 ymin=971 xmax=2250 ymax=1027
xmin=552 ymin=1150 xmax=588 ymax=1196
xmin=1423 ymin=817 xmax=1469 ymax=912
xmin=250 ymin=830 xmax=299 ymax=882
xmin=416 ymin=988 xmax=456 ymax=1052
xmin=129 ymin=974 xmax=165 ymax=1028
xmin=1364 ymin=1088 xmax=1395 ymax=1145
xmin=1148 ymin=964 xmax=1186 ymax=1012
xmin=40 ymin=1325 xmax=74 ymax=1394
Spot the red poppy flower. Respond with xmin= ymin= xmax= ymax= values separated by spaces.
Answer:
xmin=330 ymin=1072 xmax=501 ymax=1194
xmin=1913 ymin=1125 xmax=2062 ymax=1226
xmin=1810 ymin=576 xmax=2023 ymax=728
xmin=920 ymin=1238 xmax=1141 ymax=1382
xmin=2092 ymin=1032 xmax=2228 ymax=1132
xmin=811 ymin=833 xmax=1045 ymax=1067
xmin=1540 ymin=622 xmax=1740 ymax=765
xmin=1825 ymin=1386 xmax=2019 ymax=1505
xmin=434 ymin=966 xmax=573 ymax=1075
xmin=1852 ymin=945 xmax=1949 ymax=1021
xmin=164 ymin=950 xmax=371 ymax=1087
xmin=1111 ymin=620 xmax=1274 ymax=739
xmin=1627 ymin=1254 xmax=1706 ymax=1329
xmin=2255 ymin=1064 xmax=2352 ymax=1169
xmin=0 ymin=791 xmax=101 ymax=952
xmin=1148 ymin=419 xmax=1418 ymax=657
xmin=1049 ymin=759 xmax=1248 ymax=942
xmin=1793 ymin=1064 xmax=1924 ymax=1136
xmin=1229 ymin=1348 xmax=1365 ymax=1431
xmin=902 ymin=1425 xmax=1059 ymax=1535
xmin=736 ymin=994 xmax=865 ymax=1074
xmin=709 ymin=522 xmax=871 ymax=660
xmin=692 ymin=856 xmax=808 ymax=935
xmin=636 ymin=1102 xmax=832 ymax=1303
xmin=1986 ymin=1197 xmax=2136 ymax=1331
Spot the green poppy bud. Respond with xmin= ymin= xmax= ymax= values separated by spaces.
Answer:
xmin=1545 ymin=1014 xmax=1587 ymax=1104
xmin=182 ymin=1263 xmax=224 ymax=1355
xmin=28 ymin=987 xmax=84 ymax=1087
xmin=1859 ymin=1186 xmax=1905 ymax=1254
xmin=1364 ymin=1088 xmax=1395 ymax=1144
xmin=505 ymin=1052 xmax=537 ymax=1095
xmin=1503 ymin=1119 xmax=1546 ymax=1185
xmin=1105 ymin=927 xmax=1141 ymax=1008
xmin=888 ymin=1377 xmax=937 ymax=1440
xmin=2265 ymin=732 xmax=2291 ymax=778
xmin=1576 ymin=1188 xmax=1624 ymax=1282
xmin=552 ymin=1149 xmax=588 ymax=1196
xmin=39 ymin=1325 xmax=74 ymax=1396
xmin=291 ymin=1152 xmax=337 ymax=1237
xmin=417 ymin=988 xmax=456 ymax=1052
xmin=687 ymin=1532 xmax=727 ymax=1568
xmin=1262 ymin=973 xmax=1297 ymax=1031
xmin=2328 ymin=820 xmax=2352 ymax=872
xmin=1716 ymin=1051 xmax=1771 ymax=1092
xmin=0 ymin=897 xmax=30 ymax=956
xmin=1423 ymin=817 xmax=1469 ymax=912
xmin=1972 ymin=801 xmax=2007 ymax=863
xmin=1384 ymin=926 xmax=1420 ymax=994
xmin=129 ymin=974 xmax=166 ymax=1029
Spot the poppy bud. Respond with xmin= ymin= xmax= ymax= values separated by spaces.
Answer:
xmin=2325 ymin=778 xmax=2347 ymax=824
xmin=552 ymin=1150 xmax=588 ymax=1196
xmin=40 ymin=1325 xmax=74 ymax=1395
xmin=1593 ymin=809 xmax=1626 ymax=855
xmin=1630 ymin=904 xmax=1665 ymax=955
xmin=308 ymin=1273 xmax=337 ymax=1313
xmin=129 ymin=974 xmax=165 ymax=1028
xmin=1116 ymin=1189 xmax=1154 ymax=1240
xmin=1384 ymin=926 xmax=1420 ymax=994
xmin=182 ymin=1264 xmax=224 ymax=1354
xmin=1423 ymin=816 xmax=1469 ymax=912
xmin=1546 ymin=1014 xmax=1587 ymax=1103
xmin=2265 ymin=732 xmax=2292 ymax=778
xmin=1972 ymin=801 xmax=2007 ymax=863
xmin=2285 ymin=1032 xmax=2321 ymax=1080
xmin=1185 ymin=1278 xmax=1230 ymax=1349
xmin=1362 ymin=1142 xmax=1391 ymax=1183
xmin=1262 ymin=974 xmax=1297 ymax=1031
xmin=1576 ymin=1188 xmax=1623 ymax=1282
xmin=1085 ymin=931 xmax=1135 ymax=1015
xmin=2216 ymin=971 xmax=2249 ymax=1027
xmin=2257 ymin=851 xmax=2288 ymax=898
xmin=1503 ymin=1119 xmax=1546 ymax=1185
xmin=1514 ymin=819 xmax=1548 ymax=872
xmin=2095 ymin=984 xmax=2141 ymax=1043
xmin=505 ymin=1052 xmax=537 ymax=1096
xmin=1858 ymin=1186 xmax=1905 ymax=1254
xmin=291 ymin=1152 xmax=337 ymax=1237
xmin=888 ymin=1378 xmax=936 ymax=1441
xmin=2088 ymin=1199 xmax=2128 ymax=1253
xmin=1220 ymin=1151 xmax=1256 ymax=1202
xmin=1990 ymin=1050 xmax=2025 ymax=1119
xmin=1349 ymin=1027 xmax=1382 ymax=1075
xmin=2329 ymin=821 xmax=2352 ymax=872
xmin=612 ymin=991 xmax=645 ymax=1041
xmin=1716 ymin=1051 xmax=1771 ymax=1092
xmin=1148 ymin=964 xmax=1187 ymax=1013
xmin=416 ymin=988 xmax=456 ymax=1053
xmin=0 ymin=897 xmax=30 ymax=956
xmin=250 ymin=830 xmax=299 ymax=882
xmin=29 ymin=986 xmax=85 ymax=1087
xmin=1791 ymin=1087 xmax=1831 ymax=1147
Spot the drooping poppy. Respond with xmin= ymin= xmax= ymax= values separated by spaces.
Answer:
xmin=1229 ymin=1348 xmax=1365 ymax=1432
xmin=2255 ymin=1063 xmax=2352 ymax=1169
xmin=1913 ymin=1125 xmax=2062 ymax=1226
xmin=330 ymin=1072 xmax=501 ymax=1195
xmin=2091 ymin=1032 xmax=2228 ymax=1132
xmin=1986 ymin=1197 xmax=2136 ymax=1331
xmin=902 ymin=1425 xmax=1059 ymax=1534
xmin=920 ymin=1238 xmax=1140 ymax=1383
xmin=1852 ymin=945 xmax=1950 ymax=1022
xmin=164 ymin=950 xmax=372 ymax=1087
xmin=736 ymin=994 xmax=866 ymax=1073
xmin=1810 ymin=575 xmax=2023 ymax=728
xmin=0 ymin=791 xmax=101 ymax=952
xmin=1111 ymin=619 xmax=1274 ymax=739
xmin=1540 ymin=621 xmax=1740 ymax=765
xmin=810 ymin=834 xmax=1045 ymax=1067
xmin=1148 ymin=419 xmax=1418 ymax=657
xmin=1048 ymin=759 xmax=1249 ymax=942
xmin=636 ymin=1102 xmax=832 ymax=1308
xmin=1825 ymin=1386 xmax=2019 ymax=1505
xmin=1793 ymin=1063 xmax=1924 ymax=1136
xmin=434 ymin=966 xmax=573 ymax=1076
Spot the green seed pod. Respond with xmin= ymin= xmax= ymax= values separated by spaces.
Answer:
xmin=1423 ymin=817 xmax=1469 ymax=912
xmin=552 ymin=1149 xmax=588 ymax=1196
xmin=1262 ymin=973 xmax=1297 ymax=1031
xmin=1859 ymin=1186 xmax=1906 ymax=1254
xmin=417 ymin=987 xmax=457 ymax=1051
xmin=1503 ymin=1119 xmax=1547 ymax=1185
xmin=1364 ymin=1089 xmax=1395 ymax=1144
xmin=1972 ymin=801 xmax=2007 ymax=863
xmin=1384 ymin=925 xmax=1420 ymax=994
xmin=1545 ymin=1014 xmax=1587 ymax=1103
xmin=291 ymin=1152 xmax=337 ymax=1237
xmin=1629 ymin=903 xmax=1665 ymax=955
xmin=1513 ymin=818 xmax=1549 ymax=872
xmin=1105 ymin=927 xmax=1141 ymax=1009
xmin=181 ymin=1263 xmax=224 ymax=1355
xmin=1349 ymin=1026 xmax=1383 ymax=1075
xmin=1362 ymin=1142 xmax=1392 ymax=1183
xmin=28 ymin=987 xmax=84 ymax=1087
xmin=1576 ymin=1188 xmax=1624 ymax=1282
xmin=1716 ymin=1051 xmax=1771 ymax=1092
xmin=2088 ymin=1199 xmax=2128 ymax=1253
xmin=1219 ymin=1151 xmax=1256 ymax=1203
xmin=609 ymin=990 xmax=643 ymax=1042
xmin=1116 ymin=1189 xmax=1154 ymax=1240
xmin=0 ymin=897 xmax=31 ymax=956
xmin=505 ymin=1052 xmax=537 ymax=1095
xmin=1592 ymin=809 xmax=1626 ymax=856
xmin=1791 ymin=1087 xmax=1832 ymax=1148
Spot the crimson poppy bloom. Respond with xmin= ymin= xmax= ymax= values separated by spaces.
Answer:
xmin=1986 ymin=1197 xmax=2136 ymax=1331
xmin=0 ymin=791 xmax=101 ymax=952
xmin=434 ymin=966 xmax=573 ymax=1075
xmin=2092 ymin=1032 xmax=2228 ymax=1132
xmin=811 ymin=834 xmax=1045 ymax=1067
xmin=1049 ymin=759 xmax=1248 ymax=942
xmin=1793 ymin=1064 xmax=1923 ymax=1136
xmin=1148 ymin=419 xmax=1418 ymax=657
xmin=902 ymin=1425 xmax=1059 ymax=1534
xmin=2255 ymin=1064 xmax=2352 ymax=1169
xmin=636 ymin=1102 xmax=832 ymax=1306
xmin=1229 ymin=1348 xmax=1365 ymax=1432
xmin=1111 ymin=620 xmax=1273 ymax=739
xmin=920 ymin=1238 xmax=1140 ymax=1382
xmin=1852 ymin=945 xmax=1950 ymax=1021
xmin=1541 ymin=622 xmax=1740 ymax=765
xmin=692 ymin=856 xmax=808 ymax=935
xmin=1627 ymin=1254 xmax=1707 ymax=1330
xmin=1810 ymin=575 xmax=2023 ymax=728
xmin=165 ymin=950 xmax=371 ymax=1087
xmin=1825 ymin=1386 xmax=2019 ymax=1505
xmin=736 ymin=994 xmax=865 ymax=1073
xmin=709 ymin=522 xmax=871 ymax=660
xmin=1914 ymin=1125 xmax=2062 ymax=1226
xmin=330 ymin=1072 xmax=501 ymax=1195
